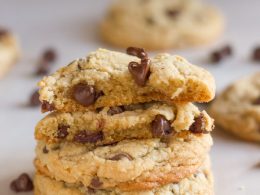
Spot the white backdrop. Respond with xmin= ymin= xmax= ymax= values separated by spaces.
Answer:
xmin=0 ymin=0 xmax=259 ymax=194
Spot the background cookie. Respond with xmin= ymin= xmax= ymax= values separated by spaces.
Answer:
xmin=0 ymin=28 xmax=19 ymax=79
xmin=101 ymin=0 xmax=224 ymax=50
xmin=209 ymin=73 xmax=260 ymax=142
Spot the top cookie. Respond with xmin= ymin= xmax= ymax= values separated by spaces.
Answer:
xmin=101 ymin=0 xmax=223 ymax=50
xmin=209 ymin=73 xmax=260 ymax=142
xmin=38 ymin=48 xmax=215 ymax=112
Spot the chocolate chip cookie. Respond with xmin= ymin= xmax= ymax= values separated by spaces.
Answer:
xmin=38 ymin=48 xmax=215 ymax=113
xmin=209 ymin=73 xmax=260 ymax=142
xmin=34 ymin=156 xmax=213 ymax=195
xmin=101 ymin=0 xmax=223 ymax=50
xmin=0 ymin=28 xmax=19 ymax=78
xmin=34 ymin=132 xmax=212 ymax=191
xmin=35 ymin=102 xmax=214 ymax=145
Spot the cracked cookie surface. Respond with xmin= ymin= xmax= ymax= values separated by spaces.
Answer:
xmin=101 ymin=0 xmax=223 ymax=50
xmin=34 ymin=132 xmax=212 ymax=191
xmin=35 ymin=102 xmax=214 ymax=145
xmin=38 ymin=48 xmax=215 ymax=112
xmin=209 ymin=73 xmax=260 ymax=142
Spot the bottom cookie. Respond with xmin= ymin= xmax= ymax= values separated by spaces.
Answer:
xmin=34 ymin=156 xmax=213 ymax=195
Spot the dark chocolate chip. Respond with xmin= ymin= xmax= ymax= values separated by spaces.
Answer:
xmin=29 ymin=89 xmax=41 ymax=107
xmin=252 ymin=47 xmax=260 ymax=62
xmin=253 ymin=96 xmax=260 ymax=105
xmin=210 ymin=45 xmax=232 ymax=63
xmin=151 ymin=115 xmax=172 ymax=137
xmin=41 ymin=101 xmax=55 ymax=112
xmin=107 ymin=106 xmax=124 ymax=115
xmin=90 ymin=177 xmax=103 ymax=188
xmin=74 ymin=130 xmax=103 ymax=143
xmin=42 ymin=48 xmax=57 ymax=63
xmin=10 ymin=173 xmax=33 ymax=192
xmin=126 ymin=47 xmax=148 ymax=59
xmin=189 ymin=114 xmax=208 ymax=134
xmin=166 ymin=9 xmax=180 ymax=18
xmin=128 ymin=58 xmax=150 ymax=86
xmin=72 ymin=83 xmax=98 ymax=106
xmin=210 ymin=51 xmax=223 ymax=63
xmin=42 ymin=146 xmax=49 ymax=154
xmin=57 ymin=125 xmax=69 ymax=139
xmin=108 ymin=152 xmax=133 ymax=161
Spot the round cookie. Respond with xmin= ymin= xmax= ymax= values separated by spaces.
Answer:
xmin=100 ymin=0 xmax=223 ymax=50
xmin=209 ymin=73 xmax=260 ymax=142
xmin=0 ymin=28 xmax=19 ymax=78
xmin=35 ymin=102 xmax=214 ymax=146
xmin=34 ymin=157 xmax=213 ymax=195
xmin=34 ymin=132 xmax=212 ymax=191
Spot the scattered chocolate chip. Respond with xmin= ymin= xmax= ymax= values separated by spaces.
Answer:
xmin=108 ymin=152 xmax=133 ymax=161
xmin=42 ymin=146 xmax=49 ymax=154
xmin=128 ymin=58 xmax=150 ymax=86
xmin=0 ymin=28 xmax=8 ymax=37
xmin=42 ymin=48 xmax=57 ymax=63
xmin=10 ymin=173 xmax=33 ymax=192
xmin=107 ymin=106 xmax=124 ymax=115
xmin=145 ymin=17 xmax=155 ymax=25
xmin=151 ymin=115 xmax=173 ymax=137
xmin=90 ymin=177 xmax=103 ymax=188
xmin=72 ymin=83 xmax=98 ymax=106
xmin=35 ymin=61 xmax=50 ymax=75
xmin=74 ymin=130 xmax=103 ymax=143
xmin=189 ymin=114 xmax=208 ymax=134
xmin=252 ymin=47 xmax=260 ymax=62
xmin=252 ymin=96 xmax=260 ymax=105
xmin=126 ymin=47 xmax=148 ymax=59
xmin=57 ymin=125 xmax=69 ymax=139
xmin=41 ymin=101 xmax=55 ymax=112
xmin=210 ymin=45 xmax=232 ymax=63
xmin=166 ymin=9 xmax=180 ymax=18
xmin=29 ymin=89 xmax=41 ymax=107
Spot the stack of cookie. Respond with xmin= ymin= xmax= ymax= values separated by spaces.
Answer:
xmin=34 ymin=47 xmax=215 ymax=195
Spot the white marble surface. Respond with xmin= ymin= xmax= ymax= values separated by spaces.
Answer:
xmin=0 ymin=0 xmax=259 ymax=194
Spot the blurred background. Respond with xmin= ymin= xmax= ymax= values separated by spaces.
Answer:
xmin=0 ymin=0 xmax=259 ymax=194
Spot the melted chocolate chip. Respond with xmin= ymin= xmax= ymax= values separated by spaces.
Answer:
xmin=109 ymin=152 xmax=133 ymax=161
xmin=41 ymin=101 xmax=55 ymax=112
xmin=29 ymin=89 xmax=41 ymax=107
xmin=57 ymin=125 xmax=69 ymax=139
xmin=151 ymin=115 xmax=172 ymax=137
xmin=126 ymin=47 xmax=148 ymax=59
xmin=252 ymin=47 xmax=260 ymax=62
xmin=42 ymin=146 xmax=49 ymax=154
xmin=107 ymin=106 xmax=124 ymax=115
xmin=74 ymin=130 xmax=103 ymax=143
xmin=43 ymin=48 xmax=57 ymax=63
xmin=128 ymin=58 xmax=150 ymax=86
xmin=189 ymin=114 xmax=208 ymax=134
xmin=10 ymin=173 xmax=33 ymax=192
xmin=253 ymin=96 xmax=260 ymax=105
xmin=166 ymin=9 xmax=180 ymax=18
xmin=72 ymin=83 xmax=98 ymax=106
xmin=90 ymin=177 xmax=103 ymax=188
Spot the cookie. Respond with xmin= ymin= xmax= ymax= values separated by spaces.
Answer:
xmin=0 ymin=28 xmax=19 ymax=78
xmin=35 ymin=102 xmax=214 ymax=145
xmin=34 ymin=156 xmax=213 ymax=195
xmin=34 ymin=132 xmax=212 ymax=191
xmin=209 ymin=73 xmax=260 ymax=142
xmin=100 ymin=0 xmax=223 ymax=50
xmin=38 ymin=48 xmax=215 ymax=113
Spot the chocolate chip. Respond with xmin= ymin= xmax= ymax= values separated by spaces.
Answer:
xmin=151 ymin=115 xmax=172 ymax=137
xmin=108 ymin=152 xmax=133 ymax=161
xmin=126 ymin=47 xmax=148 ymax=59
xmin=0 ymin=29 xmax=8 ymax=37
xmin=90 ymin=177 xmax=103 ymax=188
xmin=252 ymin=47 xmax=260 ymax=62
xmin=210 ymin=45 xmax=232 ymax=63
xmin=10 ymin=173 xmax=33 ymax=192
xmin=222 ymin=45 xmax=232 ymax=56
xmin=210 ymin=51 xmax=223 ymax=63
xmin=57 ymin=125 xmax=69 ymax=139
xmin=128 ymin=58 xmax=150 ymax=86
xmin=166 ymin=9 xmax=180 ymax=18
xmin=35 ymin=61 xmax=50 ymax=75
xmin=72 ymin=83 xmax=99 ymax=106
xmin=42 ymin=48 xmax=57 ymax=63
xmin=74 ymin=130 xmax=103 ymax=143
xmin=107 ymin=106 xmax=124 ymax=115
xmin=41 ymin=101 xmax=55 ymax=112
xmin=42 ymin=146 xmax=49 ymax=154
xmin=29 ymin=89 xmax=41 ymax=107
xmin=253 ymin=97 xmax=260 ymax=105
xmin=189 ymin=114 xmax=208 ymax=134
